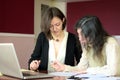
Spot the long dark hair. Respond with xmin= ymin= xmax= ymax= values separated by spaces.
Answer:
xmin=75 ymin=15 xmax=110 ymax=59
xmin=41 ymin=7 xmax=66 ymax=40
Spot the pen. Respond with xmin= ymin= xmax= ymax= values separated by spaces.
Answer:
xmin=68 ymin=73 xmax=89 ymax=80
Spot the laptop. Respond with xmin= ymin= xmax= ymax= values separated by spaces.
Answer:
xmin=0 ymin=43 xmax=53 ymax=79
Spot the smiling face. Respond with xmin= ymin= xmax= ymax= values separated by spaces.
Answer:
xmin=50 ymin=17 xmax=64 ymax=37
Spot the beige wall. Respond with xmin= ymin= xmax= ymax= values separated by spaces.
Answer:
xmin=0 ymin=33 xmax=35 ymax=69
xmin=114 ymin=36 xmax=120 ymax=45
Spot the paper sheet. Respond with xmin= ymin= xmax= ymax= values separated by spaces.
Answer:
xmin=85 ymin=77 xmax=120 ymax=80
xmin=66 ymin=73 xmax=120 ymax=80
xmin=75 ymin=73 xmax=107 ymax=78
xmin=49 ymin=71 xmax=78 ymax=76
xmin=74 ymin=73 xmax=120 ymax=80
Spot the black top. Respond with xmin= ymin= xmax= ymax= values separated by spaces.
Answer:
xmin=28 ymin=32 xmax=82 ymax=71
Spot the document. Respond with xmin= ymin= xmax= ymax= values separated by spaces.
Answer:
xmin=49 ymin=71 xmax=79 ymax=77
xmin=75 ymin=73 xmax=107 ymax=78
xmin=82 ymin=77 xmax=120 ymax=80
xmin=69 ymin=73 xmax=120 ymax=80
xmin=49 ymin=72 xmax=120 ymax=80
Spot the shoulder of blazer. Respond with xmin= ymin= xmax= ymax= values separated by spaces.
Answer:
xmin=37 ymin=32 xmax=48 ymax=41
xmin=38 ymin=32 xmax=46 ymax=38
xmin=36 ymin=32 xmax=49 ymax=47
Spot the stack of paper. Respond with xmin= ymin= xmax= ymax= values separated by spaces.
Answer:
xmin=49 ymin=72 xmax=120 ymax=80
xmin=70 ymin=73 xmax=120 ymax=80
xmin=49 ymin=71 xmax=78 ymax=77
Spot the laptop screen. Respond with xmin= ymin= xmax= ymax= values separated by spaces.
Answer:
xmin=0 ymin=43 xmax=23 ymax=78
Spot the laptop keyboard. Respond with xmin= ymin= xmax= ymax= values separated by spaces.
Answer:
xmin=22 ymin=71 xmax=40 ymax=76
xmin=23 ymin=72 xmax=34 ymax=76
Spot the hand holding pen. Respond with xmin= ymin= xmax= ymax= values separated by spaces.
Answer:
xmin=30 ymin=60 xmax=40 ymax=71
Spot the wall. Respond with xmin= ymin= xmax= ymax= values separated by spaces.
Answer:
xmin=114 ymin=36 xmax=120 ymax=45
xmin=0 ymin=0 xmax=34 ymax=34
xmin=0 ymin=33 xmax=35 ymax=69
xmin=67 ymin=0 xmax=120 ymax=35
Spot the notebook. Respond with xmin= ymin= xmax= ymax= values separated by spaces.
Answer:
xmin=0 ymin=43 xmax=53 ymax=79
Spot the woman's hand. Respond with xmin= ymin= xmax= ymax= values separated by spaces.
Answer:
xmin=30 ymin=60 xmax=41 ymax=71
xmin=51 ymin=60 xmax=65 ymax=72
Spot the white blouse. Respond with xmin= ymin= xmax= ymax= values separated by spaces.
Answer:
xmin=65 ymin=37 xmax=120 ymax=76
xmin=48 ymin=31 xmax=68 ymax=72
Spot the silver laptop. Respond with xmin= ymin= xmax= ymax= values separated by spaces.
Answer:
xmin=0 ymin=43 xmax=53 ymax=79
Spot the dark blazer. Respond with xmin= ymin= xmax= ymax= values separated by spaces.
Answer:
xmin=28 ymin=32 xmax=82 ymax=71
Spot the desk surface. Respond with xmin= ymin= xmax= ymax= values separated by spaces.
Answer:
xmin=0 ymin=75 xmax=66 ymax=80
xmin=0 ymin=70 xmax=67 ymax=80
xmin=1 ymin=70 xmax=120 ymax=80
xmin=1 ymin=73 xmax=120 ymax=80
